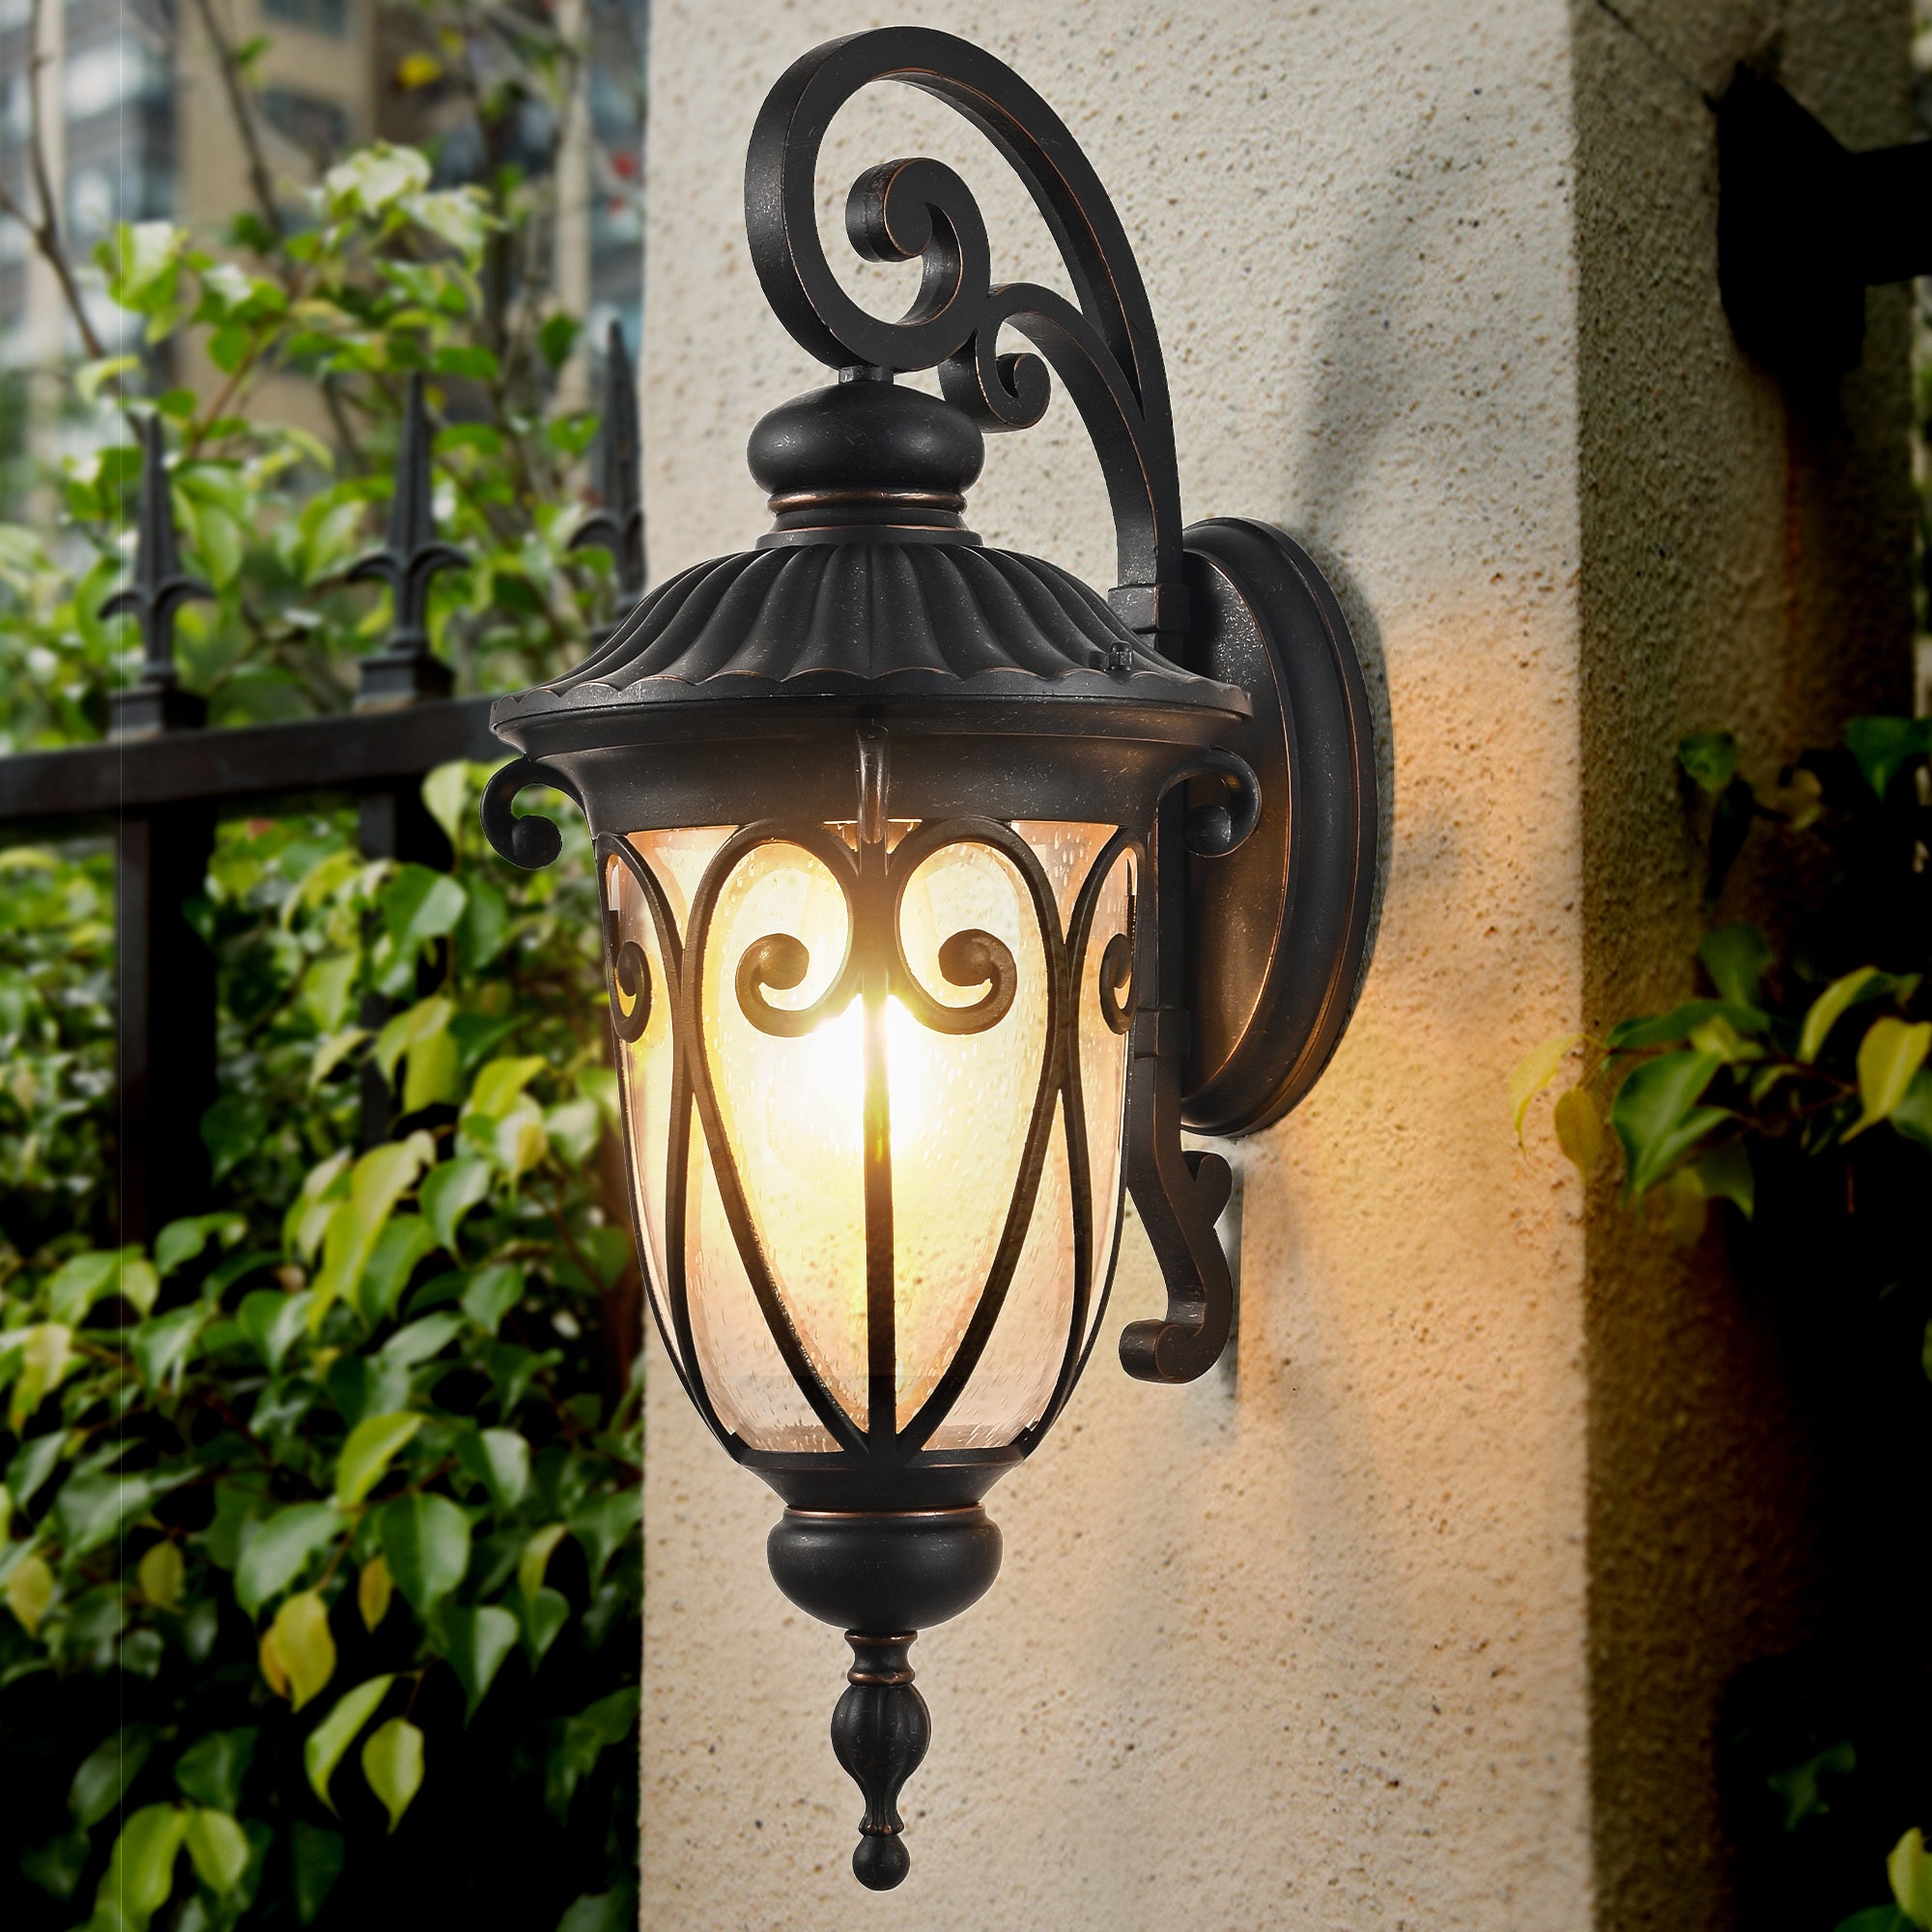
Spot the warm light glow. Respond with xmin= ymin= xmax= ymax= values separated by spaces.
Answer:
xmin=605 ymin=821 xmax=1133 ymax=1456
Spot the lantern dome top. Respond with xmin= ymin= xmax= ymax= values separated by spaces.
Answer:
xmin=493 ymin=538 xmax=1248 ymax=735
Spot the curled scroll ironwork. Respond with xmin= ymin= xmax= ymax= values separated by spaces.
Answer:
xmin=598 ymin=808 xmax=1143 ymax=1472
xmin=605 ymin=911 xmax=653 ymax=1044
xmin=744 ymin=26 xmax=1183 ymax=625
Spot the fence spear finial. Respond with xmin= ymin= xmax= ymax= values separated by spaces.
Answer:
xmin=569 ymin=321 xmax=646 ymax=625
xmin=352 ymin=372 xmax=468 ymax=708
xmin=102 ymin=413 xmax=213 ymax=738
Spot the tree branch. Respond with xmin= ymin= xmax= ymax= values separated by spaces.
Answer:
xmin=0 ymin=0 xmax=111 ymax=363
xmin=185 ymin=0 xmax=285 ymax=242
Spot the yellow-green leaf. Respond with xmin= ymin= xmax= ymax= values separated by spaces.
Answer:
xmin=183 ymin=1806 xmax=250 ymax=1894
xmin=138 ymin=1541 xmax=184 ymax=1609
xmin=334 ymin=1411 xmax=423 ymax=1509
xmin=1552 ymin=1085 xmax=1603 ymax=1178
xmin=11 ymin=1322 xmax=73 ymax=1429
xmin=358 ymin=1555 xmax=393 ymax=1632
xmin=1798 ymin=967 xmax=1894 ymax=1063
xmin=270 ymin=1591 xmax=337 ymax=1712
xmin=518 ymin=1522 xmax=568 ymax=1602
xmin=1891 ymin=1826 xmax=1932 ymax=1929
xmin=1848 ymin=1016 xmax=1932 ymax=1139
xmin=1510 ymin=1034 xmax=1579 ymax=1144
xmin=6 ymin=1552 xmax=54 ymax=1635
xmin=304 ymin=1673 xmax=394 ymax=1812
xmin=93 ymin=1803 xmax=187 ymax=1932
xmin=310 ymin=1138 xmax=433 ymax=1326
xmin=1660 ymin=1168 xmax=1707 ymax=1245
xmin=259 ymin=1624 xmax=288 ymax=1699
xmin=361 ymin=1717 xmax=425 ymax=1832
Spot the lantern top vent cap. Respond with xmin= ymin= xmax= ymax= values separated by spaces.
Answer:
xmin=751 ymin=376 xmax=986 ymax=547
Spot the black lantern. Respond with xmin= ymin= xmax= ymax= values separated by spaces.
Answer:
xmin=485 ymin=26 xmax=1378 ymax=1889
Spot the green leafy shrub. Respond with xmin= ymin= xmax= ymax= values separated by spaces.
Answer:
xmin=0 ymin=99 xmax=641 ymax=1932
xmin=1518 ymin=717 xmax=1932 ymax=1929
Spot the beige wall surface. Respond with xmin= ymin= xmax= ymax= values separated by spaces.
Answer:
xmin=634 ymin=2 xmax=1911 ymax=1928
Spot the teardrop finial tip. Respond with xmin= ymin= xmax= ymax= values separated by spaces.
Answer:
xmin=853 ymin=1833 xmax=910 ymax=1889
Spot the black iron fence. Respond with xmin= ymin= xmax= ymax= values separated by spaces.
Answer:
xmin=0 ymin=333 xmax=643 ymax=1246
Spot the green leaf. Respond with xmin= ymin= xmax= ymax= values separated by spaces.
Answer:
xmin=1698 ymin=923 xmax=1773 ymax=1010
xmin=1894 ymin=1827 xmax=1932 ymax=1929
xmin=1610 ymin=1051 xmax=1727 ymax=1197
xmin=455 ymin=876 xmax=512 ymax=972
xmin=373 ymin=993 xmax=454 ymax=1084
xmin=380 ymin=1492 xmax=471 ymax=1617
xmin=18 ymin=1828 xmax=90 ymax=1900
xmin=12 ymin=1322 xmax=73 ymax=1428
xmin=538 ymin=313 xmax=582 ymax=369
xmin=382 ymin=865 xmax=468 ymax=952
xmin=1605 ymin=1001 xmax=1766 ymax=1050
xmin=458 ymin=1427 xmax=529 ymax=1509
xmin=311 ymin=1137 xmax=434 ymax=1324
xmin=93 ymin=1803 xmax=187 ymax=1932
xmin=9 ymin=1429 xmax=67 ymax=1508
xmin=1679 ymin=731 xmax=1739 ymax=796
xmin=461 ymin=1262 xmax=524 ymax=1335
xmin=1893 ymin=1069 xmax=1932 ymax=1151
xmin=421 ymin=761 xmax=469 ymax=844
xmin=335 ymin=1411 xmax=424 ymax=1508
xmin=1695 ymin=1140 xmax=1754 ymax=1219
xmin=71 ymin=1724 xmax=159 ymax=1828
xmin=1799 ymin=967 xmax=1907 ymax=1063
xmin=568 ymin=1491 xmax=639 ymax=1586
xmin=183 ymin=1807 xmax=250 ymax=1893
xmin=1766 ymin=1738 xmax=1855 ymax=1830
xmin=291 ymin=1821 xmax=346 ymax=1924
xmin=138 ymin=1540 xmax=184 ymax=1608
xmin=382 ymin=1310 xmax=465 ymax=1367
xmin=358 ymin=1213 xmax=438 ymax=1326
xmin=238 ymin=1289 xmax=312 ymax=1371
xmin=1844 ymin=716 xmax=1932 ymax=799
xmin=361 ymin=1717 xmax=425 ymax=1832
xmin=359 ymin=1554 xmax=394 ymax=1630
xmin=130 ymin=1305 xmax=202 ymax=1389
xmin=174 ymin=1728 xmax=256 ymax=1813
xmin=518 ymin=1584 xmax=569 ymax=1665
xmin=1836 ymin=1910 xmax=1912 ymax=1932
xmin=303 ymin=1673 xmax=393 ymax=1811
xmin=43 ymin=1249 xmax=121 ymax=1323
xmin=434 ymin=343 xmax=500 ymax=382
xmin=235 ymin=1502 xmax=340 ymax=1615
xmin=465 ymin=1055 xmax=547 ymax=1122
xmin=438 ymin=1603 xmax=520 ymax=1719
xmin=55 ymin=1468 xmax=163 ymax=1557
xmin=1849 ymin=1018 xmax=1932 ymax=1138
xmin=519 ymin=1523 xmax=569 ymax=1602
xmin=423 ymin=1156 xmax=492 ymax=1253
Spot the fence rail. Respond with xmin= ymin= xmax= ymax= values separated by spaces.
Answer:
xmin=0 ymin=341 xmax=641 ymax=1245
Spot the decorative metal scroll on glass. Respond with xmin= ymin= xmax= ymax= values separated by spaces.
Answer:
xmin=596 ymin=733 xmax=1138 ymax=1471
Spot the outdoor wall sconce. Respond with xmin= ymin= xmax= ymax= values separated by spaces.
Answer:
xmin=1719 ymin=69 xmax=1932 ymax=383
xmin=485 ymin=26 xmax=1377 ymax=1888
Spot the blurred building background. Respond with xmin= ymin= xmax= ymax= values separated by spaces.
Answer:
xmin=0 ymin=0 xmax=646 ymax=471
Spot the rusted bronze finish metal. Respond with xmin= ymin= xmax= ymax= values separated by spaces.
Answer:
xmin=832 ymin=1634 xmax=928 ymax=1890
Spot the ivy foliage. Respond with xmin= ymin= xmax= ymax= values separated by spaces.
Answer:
xmin=0 ymin=109 xmax=639 ymax=1932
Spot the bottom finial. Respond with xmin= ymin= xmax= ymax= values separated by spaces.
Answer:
xmin=830 ymin=1633 xmax=929 ymax=1890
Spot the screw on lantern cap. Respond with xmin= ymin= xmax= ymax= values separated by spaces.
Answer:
xmin=749 ymin=374 xmax=987 ymax=545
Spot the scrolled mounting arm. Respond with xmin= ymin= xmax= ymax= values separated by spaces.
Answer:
xmin=744 ymin=26 xmax=1186 ymax=641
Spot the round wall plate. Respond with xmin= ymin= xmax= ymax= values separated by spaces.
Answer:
xmin=1179 ymin=519 xmax=1379 ymax=1138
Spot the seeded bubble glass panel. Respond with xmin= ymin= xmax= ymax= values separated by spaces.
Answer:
xmin=1075 ymin=845 xmax=1133 ymax=1361
xmin=696 ymin=838 xmax=871 ymax=1430
xmin=606 ymin=819 xmax=1133 ymax=1458
xmin=887 ymin=837 xmax=1050 ymax=1430
xmin=603 ymin=842 xmax=679 ymax=1378
xmin=926 ymin=830 xmax=1133 ymax=1447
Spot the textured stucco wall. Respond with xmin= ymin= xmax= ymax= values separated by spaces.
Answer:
xmin=633 ymin=3 xmax=1909 ymax=1927
xmin=1570 ymin=3 xmax=1914 ymax=1925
